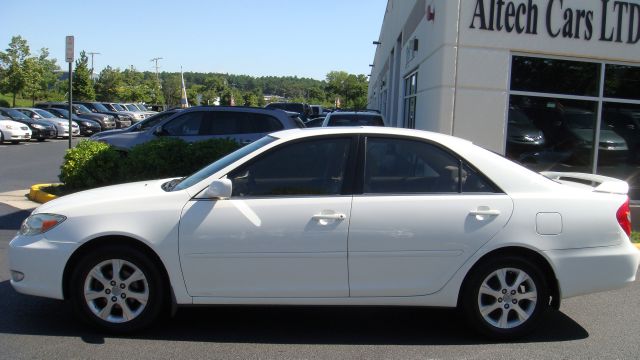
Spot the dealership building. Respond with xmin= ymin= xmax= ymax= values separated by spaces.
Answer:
xmin=368 ymin=0 xmax=640 ymax=197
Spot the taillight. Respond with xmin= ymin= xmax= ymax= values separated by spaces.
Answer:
xmin=616 ymin=197 xmax=632 ymax=237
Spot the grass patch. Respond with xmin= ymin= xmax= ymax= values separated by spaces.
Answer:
xmin=0 ymin=93 xmax=33 ymax=107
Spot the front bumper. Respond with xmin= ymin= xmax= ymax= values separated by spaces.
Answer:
xmin=9 ymin=234 xmax=80 ymax=300
xmin=545 ymin=240 xmax=640 ymax=299
xmin=3 ymin=129 xmax=31 ymax=140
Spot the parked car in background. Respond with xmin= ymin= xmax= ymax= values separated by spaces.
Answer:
xmin=46 ymin=108 xmax=102 ymax=137
xmin=36 ymin=102 xmax=116 ymax=130
xmin=304 ymin=117 xmax=325 ymax=128
xmin=121 ymin=103 xmax=152 ymax=119
xmin=506 ymin=107 xmax=546 ymax=158
xmin=95 ymin=106 xmax=303 ymax=151
xmin=0 ymin=107 xmax=56 ymax=141
xmin=310 ymin=104 xmax=329 ymax=117
xmin=90 ymin=109 xmax=182 ymax=140
xmin=75 ymin=102 xmax=133 ymax=129
xmin=0 ymin=113 xmax=31 ymax=144
xmin=13 ymin=108 xmax=80 ymax=138
xmin=265 ymin=102 xmax=311 ymax=121
xmin=322 ymin=111 xmax=385 ymax=127
xmin=9 ymin=127 xmax=639 ymax=339
xmin=100 ymin=102 xmax=144 ymax=122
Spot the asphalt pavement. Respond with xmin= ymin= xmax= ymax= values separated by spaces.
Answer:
xmin=0 ymin=138 xmax=639 ymax=359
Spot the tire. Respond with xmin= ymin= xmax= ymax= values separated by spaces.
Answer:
xmin=11 ymin=140 xmax=19 ymax=144
xmin=69 ymin=245 xmax=165 ymax=333
xmin=461 ymin=256 xmax=549 ymax=340
xmin=37 ymin=138 xmax=45 ymax=142
xmin=0 ymin=131 xmax=4 ymax=144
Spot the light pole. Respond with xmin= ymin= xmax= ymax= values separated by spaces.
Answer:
xmin=65 ymin=36 xmax=74 ymax=149
xmin=87 ymin=51 xmax=100 ymax=78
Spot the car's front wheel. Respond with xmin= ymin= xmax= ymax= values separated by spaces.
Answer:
xmin=69 ymin=245 xmax=165 ymax=332
xmin=462 ymin=256 xmax=549 ymax=340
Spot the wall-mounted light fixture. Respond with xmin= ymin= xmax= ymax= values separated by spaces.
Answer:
xmin=373 ymin=41 xmax=382 ymax=45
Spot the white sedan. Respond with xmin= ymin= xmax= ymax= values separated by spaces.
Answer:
xmin=9 ymin=127 xmax=639 ymax=339
xmin=0 ymin=116 xmax=31 ymax=144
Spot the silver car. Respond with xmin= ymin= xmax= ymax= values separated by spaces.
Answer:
xmin=13 ymin=108 xmax=80 ymax=138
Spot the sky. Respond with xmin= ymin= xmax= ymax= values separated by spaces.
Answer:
xmin=1 ymin=0 xmax=388 ymax=81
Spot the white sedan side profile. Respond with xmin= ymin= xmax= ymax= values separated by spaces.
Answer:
xmin=9 ymin=127 xmax=640 ymax=339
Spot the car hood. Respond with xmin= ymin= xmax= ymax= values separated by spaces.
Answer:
xmin=91 ymin=128 xmax=128 ymax=139
xmin=571 ymin=129 xmax=626 ymax=143
xmin=34 ymin=179 xmax=185 ymax=216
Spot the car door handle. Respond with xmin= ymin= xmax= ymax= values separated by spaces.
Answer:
xmin=312 ymin=213 xmax=347 ymax=221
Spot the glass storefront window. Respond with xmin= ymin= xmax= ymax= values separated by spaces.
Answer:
xmin=507 ymin=95 xmax=598 ymax=172
xmin=404 ymin=72 xmax=418 ymax=129
xmin=507 ymin=55 xmax=640 ymax=199
xmin=511 ymin=56 xmax=600 ymax=97
xmin=605 ymin=65 xmax=640 ymax=101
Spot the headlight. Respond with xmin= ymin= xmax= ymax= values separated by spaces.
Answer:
xmin=5 ymin=124 xmax=13 ymax=129
xmin=82 ymin=121 xmax=92 ymax=126
xmin=33 ymin=124 xmax=45 ymax=129
xmin=19 ymin=213 xmax=67 ymax=236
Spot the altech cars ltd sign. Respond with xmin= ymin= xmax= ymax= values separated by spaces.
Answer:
xmin=469 ymin=0 xmax=640 ymax=44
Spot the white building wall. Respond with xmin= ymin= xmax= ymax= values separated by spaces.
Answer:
xmin=370 ymin=0 xmax=640 ymax=153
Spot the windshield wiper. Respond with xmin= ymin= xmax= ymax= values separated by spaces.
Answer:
xmin=162 ymin=177 xmax=185 ymax=191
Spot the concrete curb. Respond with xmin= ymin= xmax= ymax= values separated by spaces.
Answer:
xmin=635 ymin=243 xmax=640 ymax=250
xmin=28 ymin=183 xmax=62 ymax=204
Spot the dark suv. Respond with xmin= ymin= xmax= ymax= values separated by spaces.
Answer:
xmin=75 ymin=102 xmax=133 ymax=129
xmin=36 ymin=102 xmax=116 ymax=130
xmin=95 ymin=106 xmax=305 ymax=151
xmin=265 ymin=102 xmax=311 ymax=121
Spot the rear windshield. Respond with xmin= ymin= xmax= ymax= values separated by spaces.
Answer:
xmin=328 ymin=114 xmax=385 ymax=127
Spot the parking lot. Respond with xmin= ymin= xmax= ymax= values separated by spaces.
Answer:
xmin=0 ymin=139 xmax=639 ymax=358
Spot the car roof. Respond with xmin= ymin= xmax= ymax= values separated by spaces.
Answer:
xmin=270 ymin=126 xmax=471 ymax=146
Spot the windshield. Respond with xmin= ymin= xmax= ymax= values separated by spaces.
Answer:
xmin=111 ymin=104 xmax=125 ymax=111
xmin=137 ymin=111 xmax=177 ymax=131
xmin=508 ymin=109 xmax=533 ymax=126
xmin=328 ymin=114 xmax=384 ymax=126
xmin=125 ymin=104 xmax=139 ymax=111
xmin=54 ymin=108 xmax=70 ymax=117
xmin=137 ymin=103 xmax=149 ymax=111
xmin=171 ymin=136 xmax=277 ymax=192
xmin=34 ymin=109 xmax=57 ymax=118
xmin=564 ymin=112 xmax=601 ymax=129
xmin=92 ymin=103 xmax=110 ymax=112
xmin=4 ymin=109 xmax=30 ymax=120
xmin=75 ymin=104 xmax=93 ymax=114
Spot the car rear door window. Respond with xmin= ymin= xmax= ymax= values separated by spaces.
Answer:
xmin=364 ymin=137 xmax=498 ymax=194
xmin=163 ymin=111 xmax=204 ymax=136
xmin=204 ymin=112 xmax=284 ymax=135
xmin=228 ymin=137 xmax=352 ymax=197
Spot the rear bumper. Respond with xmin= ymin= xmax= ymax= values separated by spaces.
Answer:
xmin=545 ymin=241 xmax=640 ymax=299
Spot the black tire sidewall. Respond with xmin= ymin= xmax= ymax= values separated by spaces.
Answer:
xmin=69 ymin=245 xmax=164 ymax=333
xmin=462 ymin=256 xmax=549 ymax=340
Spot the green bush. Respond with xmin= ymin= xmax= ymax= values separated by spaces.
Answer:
xmin=0 ymin=99 xmax=10 ymax=107
xmin=59 ymin=140 xmax=124 ymax=190
xmin=59 ymin=138 xmax=241 ymax=191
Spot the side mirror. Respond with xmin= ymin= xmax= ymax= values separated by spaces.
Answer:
xmin=203 ymin=178 xmax=232 ymax=199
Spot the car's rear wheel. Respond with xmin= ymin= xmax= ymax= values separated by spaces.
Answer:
xmin=462 ymin=256 xmax=549 ymax=340
xmin=69 ymin=245 xmax=164 ymax=332
xmin=0 ymin=131 xmax=4 ymax=144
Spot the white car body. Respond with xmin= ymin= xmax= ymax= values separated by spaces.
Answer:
xmin=9 ymin=127 xmax=639 ymax=336
xmin=0 ymin=119 xmax=31 ymax=143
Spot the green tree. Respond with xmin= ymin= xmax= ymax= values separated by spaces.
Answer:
xmin=325 ymin=71 xmax=369 ymax=109
xmin=95 ymin=66 xmax=124 ymax=101
xmin=0 ymin=35 xmax=31 ymax=107
xmin=36 ymin=48 xmax=60 ymax=101
xmin=23 ymin=57 xmax=43 ymax=105
xmin=73 ymin=50 xmax=96 ymax=100
xmin=162 ymin=73 xmax=182 ymax=106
